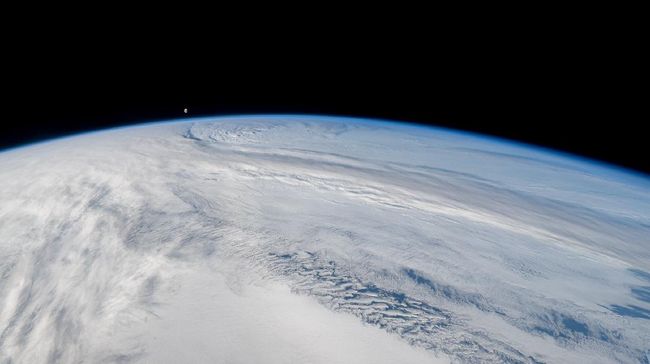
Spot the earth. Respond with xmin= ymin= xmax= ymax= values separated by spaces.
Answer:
xmin=0 ymin=115 xmax=648 ymax=363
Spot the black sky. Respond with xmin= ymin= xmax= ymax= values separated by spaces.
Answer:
xmin=2 ymin=25 xmax=647 ymax=176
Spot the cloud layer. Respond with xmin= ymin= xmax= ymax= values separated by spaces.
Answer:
xmin=1 ymin=116 xmax=648 ymax=363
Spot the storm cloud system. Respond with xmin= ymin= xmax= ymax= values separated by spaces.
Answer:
xmin=0 ymin=116 xmax=648 ymax=363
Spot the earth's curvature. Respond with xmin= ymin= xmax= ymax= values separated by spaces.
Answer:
xmin=0 ymin=115 xmax=649 ymax=363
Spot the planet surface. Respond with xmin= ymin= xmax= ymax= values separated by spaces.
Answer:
xmin=0 ymin=115 xmax=648 ymax=363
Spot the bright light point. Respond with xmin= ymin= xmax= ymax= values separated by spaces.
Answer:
xmin=184 ymin=108 xmax=188 ymax=114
